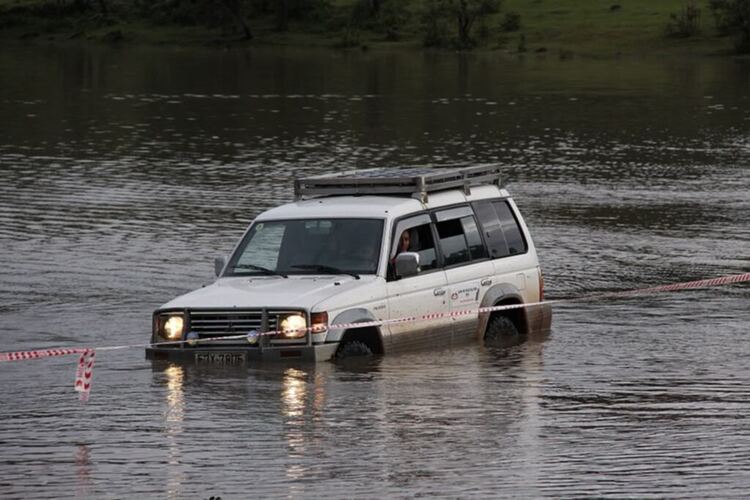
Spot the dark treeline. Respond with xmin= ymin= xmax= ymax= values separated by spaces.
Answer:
xmin=1 ymin=0 xmax=516 ymax=49
xmin=2 ymin=0 xmax=749 ymax=53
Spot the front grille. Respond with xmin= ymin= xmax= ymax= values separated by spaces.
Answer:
xmin=189 ymin=309 xmax=277 ymax=340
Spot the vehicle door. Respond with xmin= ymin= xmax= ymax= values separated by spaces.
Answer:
xmin=433 ymin=206 xmax=496 ymax=343
xmin=385 ymin=214 xmax=450 ymax=352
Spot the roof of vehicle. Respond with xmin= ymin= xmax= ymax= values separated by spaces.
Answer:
xmin=294 ymin=165 xmax=501 ymax=203
xmin=258 ymin=184 xmax=510 ymax=221
xmin=259 ymin=165 xmax=511 ymax=221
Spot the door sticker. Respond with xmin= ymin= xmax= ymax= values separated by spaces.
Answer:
xmin=451 ymin=286 xmax=479 ymax=304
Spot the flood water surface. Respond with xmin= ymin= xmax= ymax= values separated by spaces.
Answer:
xmin=0 ymin=45 xmax=749 ymax=498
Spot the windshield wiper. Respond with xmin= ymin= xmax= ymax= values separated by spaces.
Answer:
xmin=234 ymin=264 xmax=288 ymax=278
xmin=290 ymin=264 xmax=360 ymax=280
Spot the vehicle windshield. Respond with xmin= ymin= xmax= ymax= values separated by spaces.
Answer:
xmin=225 ymin=218 xmax=384 ymax=277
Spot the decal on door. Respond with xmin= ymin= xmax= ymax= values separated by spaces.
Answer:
xmin=451 ymin=286 xmax=480 ymax=304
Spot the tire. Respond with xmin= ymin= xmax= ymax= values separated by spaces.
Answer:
xmin=335 ymin=340 xmax=374 ymax=360
xmin=484 ymin=315 xmax=521 ymax=348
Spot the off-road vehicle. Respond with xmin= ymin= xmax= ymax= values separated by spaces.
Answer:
xmin=146 ymin=166 xmax=549 ymax=363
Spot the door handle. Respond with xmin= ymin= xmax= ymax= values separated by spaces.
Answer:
xmin=481 ymin=278 xmax=492 ymax=286
xmin=433 ymin=288 xmax=446 ymax=296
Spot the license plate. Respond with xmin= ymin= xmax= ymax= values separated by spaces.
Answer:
xmin=195 ymin=352 xmax=247 ymax=365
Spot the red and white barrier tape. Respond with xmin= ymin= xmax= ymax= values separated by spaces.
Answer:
xmin=1 ymin=271 xmax=748 ymax=402
xmin=74 ymin=349 xmax=95 ymax=402
xmin=0 ymin=348 xmax=87 ymax=362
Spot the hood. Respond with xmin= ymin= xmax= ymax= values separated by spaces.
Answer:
xmin=160 ymin=275 xmax=376 ymax=311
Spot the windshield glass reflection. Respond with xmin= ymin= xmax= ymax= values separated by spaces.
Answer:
xmin=226 ymin=218 xmax=384 ymax=276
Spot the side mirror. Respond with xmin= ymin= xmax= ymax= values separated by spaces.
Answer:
xmin=395 ymin=252 xmax=420 ymax=278
xmin=214 ymin=256 xmax=226 ymax=277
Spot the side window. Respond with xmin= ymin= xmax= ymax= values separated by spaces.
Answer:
xmin=472 ymin=201 xmax=509 ymax=258
xmin=493 ymin=201 xmax=528 ymax=255
xmin=472 ymin=200 xmax=528 ymax=258
xmin=390 ymin=214 xmax=438 ymax=279
xmin=460 ymin=215 xmax=488 ymax=261
xmin=434 ymin=206 xmax=488 ymax=266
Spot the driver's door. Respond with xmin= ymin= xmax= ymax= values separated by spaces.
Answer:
xmin=385 ymin=214 xmax=450 ymax=352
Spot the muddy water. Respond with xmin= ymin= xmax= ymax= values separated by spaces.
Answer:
xmin=0 ymin=45 xmax=749 ymax=498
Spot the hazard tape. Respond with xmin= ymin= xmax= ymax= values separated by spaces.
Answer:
xmin=0 ymin=348 xmax=87 ymax=362
xmin=1 ymin=271 xmax=748 ymax=402
xmin=74 ymin=349 xmax=95 ymax=402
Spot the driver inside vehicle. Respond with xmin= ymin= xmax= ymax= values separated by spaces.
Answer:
xmin=388 ymin=228 xmax=415 ymax=273
xmin=395 ymin=230 xmax=411 ymax=256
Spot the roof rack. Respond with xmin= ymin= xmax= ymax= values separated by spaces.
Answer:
xmin=294 ymin=164 xmax=502 ymax=203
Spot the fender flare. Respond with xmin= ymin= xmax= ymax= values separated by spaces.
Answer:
xmin=327 ymin=308 xmax=385 ymax=345
xmin=477 ymin=282 xmax=526 ymax=338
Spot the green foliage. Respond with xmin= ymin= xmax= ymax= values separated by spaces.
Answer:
xmin=421 ymin=0 xmax=450 ymax=47
xmin=709 ymin=0 xmax=733 ymax=34
xmin=16 ymin=0 xmax=98 ymax=17
xmin=500 ymin=10 xmax=520 ymax=32
xmin=340 ymin=0 xmax=409 ymax=41
xmin=261 ymin=0 xmax=333 ymax=32
xmin=517 ymin=32 xmax=526 ymax=52
xmin=375 ymin=0 xmax=410 ymax=41
xmin=349 ymin=0 xmax=374 ymax=27
xmin=129 ymin=0 xmax=251 ymax=38
xmin=421 ymin=0 xmax=501 ymax=49
xmin=334 ymin=23 xmax=360 ymax=47
xmin=709 ymin=0 xmax=750 ymax=52
xmin=134 ymin=0 xmax=222 ymax=26
xmin=1 ymin=0 xmax=748 ymax=55
xmin=665 ymin=1 xmax=701 ymax=38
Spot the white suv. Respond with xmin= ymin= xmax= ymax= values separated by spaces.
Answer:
xmin=146 ymin=166 xmax=550 ymax=364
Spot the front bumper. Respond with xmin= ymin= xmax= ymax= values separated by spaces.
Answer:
xmin=145 ymin=342 xmax=339 ymax=363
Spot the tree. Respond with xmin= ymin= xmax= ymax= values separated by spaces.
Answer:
xmin=665 ymin=1 xmax=701 ymax=37
xmin=422 ymin=0 xmax=501 ymax=49
xmin=276 ymin=0 xmax=289 ymax=31
xmin=376 ymin=0 xmax=410 ymax=40
xmin=709 ymin=0 xmax=750 ymax=52
xmin=217 ymin=0 xmax=252 ymax=39
xmin=267 ymin=0 xmax=331 ymax=32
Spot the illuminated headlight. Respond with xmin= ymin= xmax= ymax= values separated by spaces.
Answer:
xmin=157 ymin=313 xmax=185 ymax=341
xmin=279 ymin=314 xmax=307 ymax=338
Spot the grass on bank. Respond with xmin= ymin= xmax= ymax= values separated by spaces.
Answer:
xmin=500 ymin=0 xmax=734 ymax=56
xmin=0 ymin=0 xmax=742 ymax=57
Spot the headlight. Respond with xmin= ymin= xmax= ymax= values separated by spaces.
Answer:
xmin=279 ymin=314 xmax=307 ymax=338
xmin=157 ymin=313 xmax=185 ymax=341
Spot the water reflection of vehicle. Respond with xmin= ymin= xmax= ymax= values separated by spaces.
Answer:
xmin=150 ymin=320 xmax=552 ymax=497
xmin=147 ymin=166 xmax=550 ymax=364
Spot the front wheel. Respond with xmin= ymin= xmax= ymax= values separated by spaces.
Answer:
xmin=484 ymin=315 xmax=521 ymax=348
xmin=334 ymin=340 xmax=374 ymax=360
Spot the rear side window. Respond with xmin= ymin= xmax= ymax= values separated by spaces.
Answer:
xmin=472 ymin=200 xmax=528 ymax=258
xmin=434 ymin=207 xmax=488 ymax=266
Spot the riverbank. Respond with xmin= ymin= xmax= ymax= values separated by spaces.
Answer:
xmin=0 ymin=0 xmax=741 ymax=58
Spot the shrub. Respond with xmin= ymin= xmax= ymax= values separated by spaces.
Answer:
xmin=517 ymin=32 xmax=526 ymax=52
xmin=421 ymin=0 xmax=450 ymax=47
xmin=665 ymin=0 xmax=701 ymax=37
xmin=375 ymin=0 xmax=410 ymax=41
xmin=334 ymin=24 xmax=360 ymax=48
xmin=501 ymin=11 xmax=521 ymax=32
xmin=421 ymin=0 xmax=501 ymax=49
xmin=709 ymin=0 xmax=750 ymax=52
